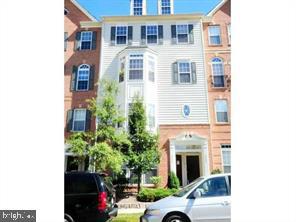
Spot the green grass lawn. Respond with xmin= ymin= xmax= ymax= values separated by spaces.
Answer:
xmin=112 ymin=213 xmax=142 ymax=222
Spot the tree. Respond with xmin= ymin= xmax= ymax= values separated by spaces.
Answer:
xmin=126 ymin=96 xmax=160 ymax=193
xmin=67 ymin=80 xmax=130 ymax=174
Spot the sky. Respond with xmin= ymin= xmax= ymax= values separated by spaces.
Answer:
xmin=76 ymin=0 xmax=221 ymax=20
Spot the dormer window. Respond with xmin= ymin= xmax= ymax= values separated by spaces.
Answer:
xmin=160 ymin=0 xmax=172 ymax=14
xmin=133 ymin=0 xmax=143 ymax=15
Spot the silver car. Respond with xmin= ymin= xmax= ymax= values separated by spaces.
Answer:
xmin=140 ymin=173 xmax=231 ymax=222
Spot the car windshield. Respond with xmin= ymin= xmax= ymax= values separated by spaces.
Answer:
xmin=173 ymin=177 xmax=204 ymax=197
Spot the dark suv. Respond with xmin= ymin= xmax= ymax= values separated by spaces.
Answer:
xmin=65 ymin=172 xmax=118 ymax=222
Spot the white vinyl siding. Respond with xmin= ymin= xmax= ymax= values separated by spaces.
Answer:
xmin=100 ymin=21 xmax=209 ymax=125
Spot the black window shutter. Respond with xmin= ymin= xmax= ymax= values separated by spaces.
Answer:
xmin=66 ymin=109 xmax=74 ymax=132
xmin=128 ymin=26 xmax=133 ymax=45
xmin=158 ymin=25 xmax=163 ymax=45
xmin=92 ymin=31 xmax=97 ymax=50
xmin=191 ymin=62 xmax=197 ymax=84
xmin=75 ymin=32 xmax=81 ymax=50
xmin=188 ymin=24 xmax=194 ymax=44
xmin=110 ymin=26 xmax=116 ymax=46
xmin=71 ymin=66 xmax=78 ymax=91
xmin=172 ymin=62 xmax=179 ymax=84
xmin=141 ymin=26 xmax=146 ymax=45
xmin=171 ymin=25 xmax=177 ymax=44
xmin=89 ymin=65 xmax=95 ymax=90
xmin=85 ymin=110 xmax=92 ymax=131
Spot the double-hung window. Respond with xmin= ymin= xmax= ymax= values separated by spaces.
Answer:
xmin=177 ymin=24 xmax=189 ymax=43
xmin=215 ymin=100 xmax=229 ymax=123
xmin=133 ymin=0 xmax=143 ymax=15
xmin=80 ymin=31 xmax=92 ymax=50
xmin=116 ymin=26 xmax=127 ymax=45
xmin=178 ymin=62 xmax=191 ymax=83
xmin=148 ymin=56 xmax=155 ymax=82
xmin=212 ymin=57 xmax=225 ymax=87
xmin=72 ymin=109 xmax=86 ymax=131
xmin=148 ymin=104 xmax=155 ymax=129
xmin=161 ymin=0 xmax=171 ymax=14
xmin=208 ymin=25 xmax=221 ymax=45
xmin=129 ymin=54 xmax=143 ymax=80
xmin=221 ymin=144 xmax=231 ymax=173
xmin=77 ymin=64 xmax=90 ymax=91
xmin=146 ymin=25 xmax=158 ymax=44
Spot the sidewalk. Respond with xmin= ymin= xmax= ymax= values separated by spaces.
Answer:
xmin=116 ymin=195 xmax=151 ymax=214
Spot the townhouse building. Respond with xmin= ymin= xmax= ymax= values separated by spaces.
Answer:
xmin=80 ymin=0 xmax=215 ymax=187
xmin=64 ymin=0 xmax=231 ymax=187
xmin=203 ymin=0 xmax=231 ymax=173
xmin=64 ymin=0 xmax=101 ymax=171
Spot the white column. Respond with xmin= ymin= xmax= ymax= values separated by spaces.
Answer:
xmin=169 ymin=139 xmax=176 ymax=174
xmin=202 ymin=141 xmax=210 ymax=176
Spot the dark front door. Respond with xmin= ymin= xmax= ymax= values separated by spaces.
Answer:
xmin=176 ymin=155 xmax=183 ymax=186
xmin=186 ymin=155 xmax=200 ymax=184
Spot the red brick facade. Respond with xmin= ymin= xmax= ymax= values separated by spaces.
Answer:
xmin=203 ymin=0 xmax=231 ymax=172
xmin=64 ymin=0 xmax=101 ymax=139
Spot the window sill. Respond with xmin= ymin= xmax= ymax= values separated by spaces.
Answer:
xmin=215 ymin=122 xmax=230 ymax=125
xmin=208 ymin=44 xmax=223 ymax=47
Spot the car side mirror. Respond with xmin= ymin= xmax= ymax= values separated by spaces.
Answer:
xmin=193 ymin=189 xmax=202 ymax=198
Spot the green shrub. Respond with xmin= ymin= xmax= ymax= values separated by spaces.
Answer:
xmin=211 ymin=168 xmax=222 ymax=174
xmin=137 ymin=188 xmax=177 ymax=202
xmin=150 ymin=176 xmax=162 ymax=188
xmin=168 ymin=172 xmax=180 ymax=189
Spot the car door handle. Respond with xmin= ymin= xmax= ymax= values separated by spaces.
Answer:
xmin=221 ymin=201 xmax=230 ymax=206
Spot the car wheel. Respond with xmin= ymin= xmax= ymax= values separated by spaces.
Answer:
xmin=165 ymin=214 xmax=188 ymax=222
xmin=64 ymin=214 xmax=74 ymax=222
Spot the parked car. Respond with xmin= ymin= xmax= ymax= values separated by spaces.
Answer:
xmin=65 ymin=172 xmax=118 ymax=222
xmin=140 ymin=173 xmax=231 ymax=222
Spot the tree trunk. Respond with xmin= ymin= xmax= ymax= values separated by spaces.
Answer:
xmin=137 ymin=173 xmax=141 ymax=193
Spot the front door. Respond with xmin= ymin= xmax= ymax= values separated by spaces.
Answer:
xmin=176 ymin=155 xmax=183 ymax=186
xmin=187 ymin=155 xmax=200 ymax=184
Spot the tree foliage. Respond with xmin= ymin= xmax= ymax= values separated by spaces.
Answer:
xmin=126 ymin=96 xmax=160 ymax=192
xmin=67 ymin=79 xmax=130 ymax=174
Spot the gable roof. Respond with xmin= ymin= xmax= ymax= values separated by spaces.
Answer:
xmin=207 ymin=0 xmax=229 ymax=16
xmin=70 ymin=0 xmax=97 ymax=21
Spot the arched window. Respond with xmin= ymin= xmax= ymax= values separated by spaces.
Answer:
xmin=77 ymin=64 xmax=90 ymax=91
xmin=211 ymin=57 xmax=225 ymax=87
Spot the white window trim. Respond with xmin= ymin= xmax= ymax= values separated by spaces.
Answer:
xmin=211 ymin=57 xmax=225 ymax=88
xmin=76 ymin=64 xmax=90 ymax=91
xmin=115 ymin=26 xmax=128 ymax=45
xmin=227 ymin=23 xmax=231 ymax=45
xmin=208 ymin=25 xmax=221 ymax=45
xmin=214 ymin=99 xmax=229 ymax=123
xmin=128 ymin=54 xmax=144 ymax=81
xmin=80 ymin=31 xmax=93 ymax=50
xmin=146 ymin=25 xmax=158 ymax=45
xmin=148 ymin=56 xmax=156 ymax=82
xmin=178 ymin=60 xmax=192 ymax=84
xmin=72 ymin=109 xmax=87 ymax=132
xmin=176 ymin=24 xmax=189 ymax=44
xmin=221 ymin=144 xmax=231 ymax=173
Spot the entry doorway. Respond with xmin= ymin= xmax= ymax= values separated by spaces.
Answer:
xmin=186 ymin=155 xmax=200 ymax=183
xmin=176 ymin=154 xmax=201 ymax=186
